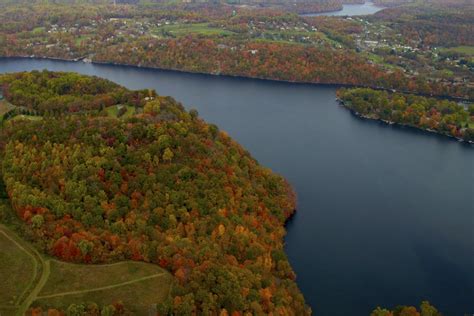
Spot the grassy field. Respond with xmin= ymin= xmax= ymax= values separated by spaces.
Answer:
xmin=440 ymin=45 xmax=474 ymax=56
xmin=0 ymin=100 xmax=15 ymax=120
xmin=75 ymin=35 xmax=92 ymax=46
xmin=363 ymin=52 xmax=399 ymax=70
xmin=0 ymin=219 xmax=45 ymax=316
xmin=0 ymin=228 xmax=39 ymax=313
xmin=39 ymin=260 xmax=170 ymax=296
xmin=10 ymin=115 xmax=43 ymax=121
xmin=0 ymin=221 xmax=173 ymax=315
xmin=34 ymin=260 xmax=173 ymax=314
xmin=153 ymin=22 xmax=235 ymax=37
xmin=31 ymin=27 xmax=45 ymax=34
xmin=104 ymin=104 xmax=136 ymax=118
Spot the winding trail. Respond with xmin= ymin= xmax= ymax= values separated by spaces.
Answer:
xmin=0 ymin=224 xmax=49 ymax=316
xmin=1 ymin=224 xmax=173 ymax=315
xmin=20 ymin=260 xmax=50 ymax=315
xmin=0 ymin=227 xmax=38 ymax=306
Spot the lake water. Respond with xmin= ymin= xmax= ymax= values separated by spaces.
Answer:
xmin=1 ymin=58 xmax=473 ymax=316
xmin=302 ymin=1 xmax=385 ymax=16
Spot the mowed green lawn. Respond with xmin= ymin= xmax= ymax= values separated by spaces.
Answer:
xmin=0 ymin=221 xmax=173 ymax=315
xmin=0 ymin=100 xmax=15 ymax=120
xmin=104 ymin=104 xmax=136 ymax=118
xmin=75 ymin=35 xmax=92 ymax=46
xmin=10 ymin=115 xmax=43 ymax=121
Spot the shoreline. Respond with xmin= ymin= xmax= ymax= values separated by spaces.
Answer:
xmin=338 ymin=100 xmax=474 ymax=145
xmin=300 ymin=1 xmax=386 ymax=16
xmin=298 ymin=6 xmax=344 ymax=16
xmin=1 ymin=55 xmax=472 ymax=102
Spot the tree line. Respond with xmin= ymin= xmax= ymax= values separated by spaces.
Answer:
xmin=337 ymin=87 xmax=474 ymax=142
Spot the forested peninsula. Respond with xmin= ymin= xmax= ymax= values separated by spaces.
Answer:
xmin=0 ymin=70 xmax=310 ymax=315
xmin=337 ymin=88 xmax=474 ymax=143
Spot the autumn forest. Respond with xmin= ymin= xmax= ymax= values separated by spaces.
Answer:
xmin=0 ymin=0 xmax=472 ymax=314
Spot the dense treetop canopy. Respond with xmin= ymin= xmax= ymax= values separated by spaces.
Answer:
xmin=338 ymin=88 xmax=474 ymax=142
xmin=0 ymin=71 xmax=152 ymax=114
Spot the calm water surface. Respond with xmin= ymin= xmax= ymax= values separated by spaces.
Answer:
xmin=302 ymin=1 xmax=385 ymax=16
xmin=1 ymin=58 xmax=473 ymax=316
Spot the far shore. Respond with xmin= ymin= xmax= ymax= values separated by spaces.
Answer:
xmin=1 ymin=55 xmax=472 ymax=103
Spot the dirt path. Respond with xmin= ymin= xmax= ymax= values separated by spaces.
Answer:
xmin=36 ymin=272 xmax=167 ymax=299
xmin=20 ymin=260 xmax=50 ymax=315
xmin=0 ymin=227 xmax=38 ymax=306
xmin=0 ymin=224 xmax=49 ymax=316
xmin=1 ymin=224 xmax=172 ymax=314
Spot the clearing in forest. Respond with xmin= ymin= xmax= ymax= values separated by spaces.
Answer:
xmin=104 ymin=104 xmax=136 ymax=118
xmin=34 ymin=260 xmax=173 ymax=314
xmin=0 ymin=223 xmax=173 ymax=316
xmin=0 ymin=100 xmax=15 ymax=120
